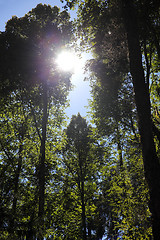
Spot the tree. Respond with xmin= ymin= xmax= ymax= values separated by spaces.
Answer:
xmin=63 ymin=0 xmax=160 ymax=238
xmin=121 ymin=2 xmax=160 ymax=239
xmin=0 ymin=4 xmax=74 ymax=239
xmin=62 ymin=114 xmax=106 ymax=239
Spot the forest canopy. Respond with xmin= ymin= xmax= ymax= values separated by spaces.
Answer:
xmin=0 ymin=1 xmax=160 ymax=240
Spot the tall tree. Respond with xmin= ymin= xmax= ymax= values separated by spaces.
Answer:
xmin=0 ymin=4 xmax=74 ymax=239
xmin=63 ymin=0 xmax=160 ymax=238
xmin=120 ymin=1 xmax=160 ymax=238
xmin=64 ymin=114 xmax=92 ymax=240
xmin=63 ymin=114 xmax=106 ymax=239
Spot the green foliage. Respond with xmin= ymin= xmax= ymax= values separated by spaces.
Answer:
xmin=61 ymin=114 xmax=107 ymax=239
xmin=0 ymin=4 xmax=73 ymax=96
xmin=0 ymin=4 xmax=74 ymax=239
xmin=1 ymin=1 xmax=160 ymax=239
xmin=61 ymin=0 xmax=160 ymax=238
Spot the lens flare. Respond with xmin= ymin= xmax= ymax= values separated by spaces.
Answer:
xmin=56 ymin=51 xmax=83 ymax=73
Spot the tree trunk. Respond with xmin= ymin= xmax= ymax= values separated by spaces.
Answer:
xmin=88 ymin=220 xmax=92 ymax=240
xmin=26 ymin=228 xmax=34 ymax=240
xmin=37 ymin=80 xmax=48 ymax=240
xmin=81 ymin=180 xmax=87 ymax=240
xmin=121 ymin=0 xmax=160 ymax=239
xmin=116 ymin=123 xmax=123 ymax=167
xmin=79 ymin=153 xmax=87 ymax=240
xmin=9 ymin=126 xmax=24 ymax=233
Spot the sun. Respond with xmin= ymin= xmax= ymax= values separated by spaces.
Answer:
xmin=56 ymin=50 xmax=83 ymax=73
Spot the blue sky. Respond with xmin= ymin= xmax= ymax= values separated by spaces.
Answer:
xmin=0 ymin=0 xmax=91 ymax=119
xmin=0 ymin=0 xmax=64 ymax=31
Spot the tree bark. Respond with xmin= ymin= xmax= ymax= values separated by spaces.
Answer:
xmin=37 ymin=80 xmax=48 ymax=240
xmin=116 ymin=123 xmax=123 ymax=167
xmin=79 ymin=153 xmax=87 ymax=240
xmin=121 ymin=0 xmax=160 ymax=239
xmin=9 ymin=125 xmax=24 ymax=233
xmin=81 ymin=180 xmax=87 ymax=240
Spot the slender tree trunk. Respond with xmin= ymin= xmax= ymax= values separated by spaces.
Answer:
xmin=79 ymin=153 xmax=87 ymax=240
xmin=88 ymin=220 xmax=92 ymax=240
xmin=9 ymin=127 xmax=24 ymax=233
xmin=26 ymin=227 xmax=34 ymax=240
xmin=81 ymin=180 xmax=87 ymax=240
xmin=37 ymin=80 xmax=48 ymax=240
xmin=121 ymin=0 xmax=160 ymax=239
xmin=116 ymin=123 xmax=123 ymax=167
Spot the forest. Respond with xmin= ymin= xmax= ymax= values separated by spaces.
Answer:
xmin=0 ymin=0 xmax=160 ymax=239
